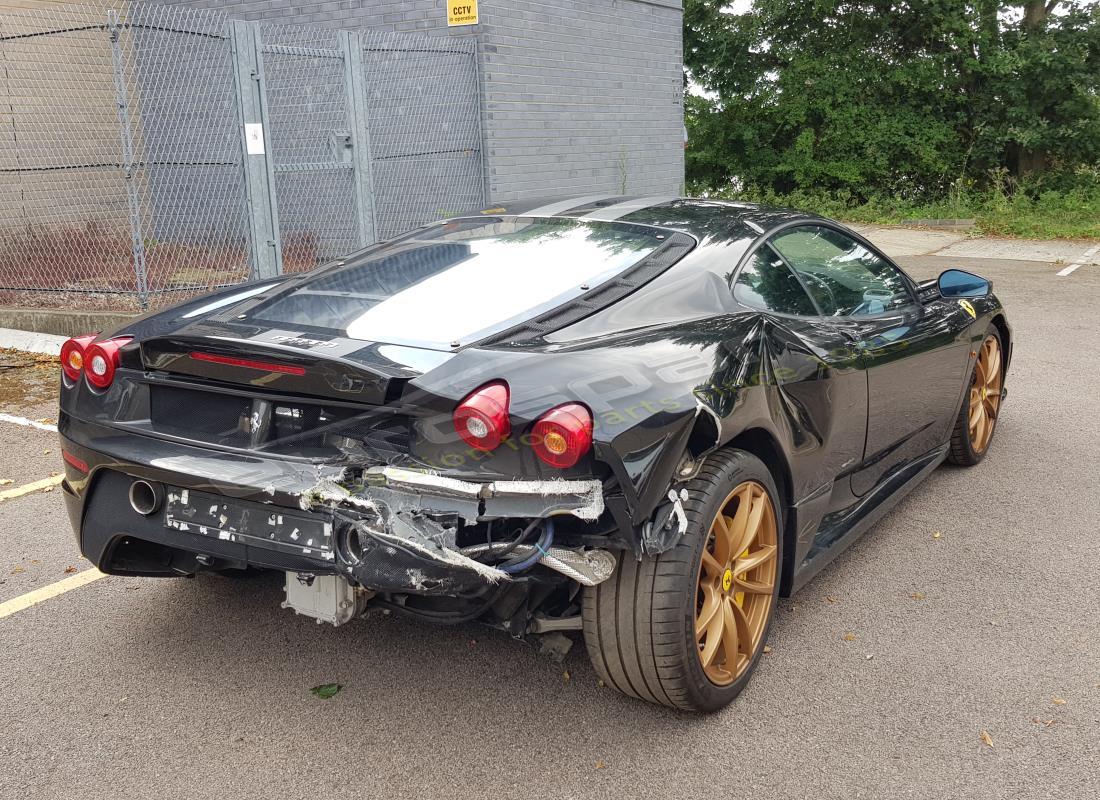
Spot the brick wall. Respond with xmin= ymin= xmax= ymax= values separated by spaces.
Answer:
xmin=478 ymin=0 xmax=683 ymax=200
xmin=151 ymin=0 xmax=685 ymax=202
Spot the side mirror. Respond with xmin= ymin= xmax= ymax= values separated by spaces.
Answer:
xmin=937 ymin=269 xmax=991 ymax=298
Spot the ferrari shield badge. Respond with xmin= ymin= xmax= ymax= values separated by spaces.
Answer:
xmin=958 ymin=299 xmax=977 ymax=318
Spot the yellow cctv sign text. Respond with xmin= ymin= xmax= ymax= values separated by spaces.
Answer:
xmin=448 ymin=0 xmax=478 ymax=26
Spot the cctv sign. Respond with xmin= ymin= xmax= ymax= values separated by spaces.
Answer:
xmin=447 ymin=0 xmax=478 ymax=26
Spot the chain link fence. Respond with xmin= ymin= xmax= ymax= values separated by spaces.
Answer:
xmin=0 ymin=1 xmax=485 ymax=311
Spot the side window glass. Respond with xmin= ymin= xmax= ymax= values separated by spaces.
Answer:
xmin=770 ymin=226 xmax=913 ymax=317
xmin=733 ymin=248 xmax=819 ymax=316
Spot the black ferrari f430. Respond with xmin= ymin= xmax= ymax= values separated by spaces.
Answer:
xmin=58 ymin=197 xmax=1011 ymax=711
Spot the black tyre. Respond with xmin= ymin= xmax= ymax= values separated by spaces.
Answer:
xmin=947 ymin=325 xmax=1004 ymax=466
xmin=582 ymin=448 xmax=782 ymax=712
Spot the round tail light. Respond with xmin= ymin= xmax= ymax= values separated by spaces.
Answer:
xmin=453 ymin=381 xmax=510 ymax=451
xmin=532 ymin=403 xmax=593 ymax=468
xmin=60 ymin=334 xmax=97 ymax=382
xmin=83 ymin=337 xmax=131 ymax=390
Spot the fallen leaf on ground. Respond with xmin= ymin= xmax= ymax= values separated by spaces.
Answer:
xmin=595 ymin=760 xmax=606 ymax=770
xmin=932 ymin=531 xmax=942 ymax=539
xmin=310 ymin=683 xmax=341 ymax=699
xmin=0 ymin=479 xmax=12 ymax=486
xmin=597 ymin=679 xmax=605 ymax=688
xmin=562 ymin=670 xmax=571 ymax=682
xmin=825 ymin=596 xmax=839 ymax=603
xmin=762 ymin=645 xmax=772 ymax=654
xmin=42 ymin=449 xmax=50 ymax=455
xmin=11 ymin=566 xmax=25 ymax=574
xmin=979 ymin=730 xmax=993 ymax=747
xmin=1031 ymin=717 xmax=1058 ymax=727
xmin=843 ymin=632 xmax=858 ymax=641
xmin=1052 ymin=696 xmax=1067 ymax=706
xmin=909 ymin=592 xmax=925 ymax=600
xmin=63 ymin=566 xmax=78 ymax=574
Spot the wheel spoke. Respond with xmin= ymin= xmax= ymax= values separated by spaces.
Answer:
xmin=734 ymin=574 xmax=773 ymax=594
xmin=732 ymin=488 xmax=765 ymax=556
xmin=699 ymin=605 xmax=724 ymax=667
xmin=715 ymin=484 xmax=751 ymax=563
xmin=736 ymin=544 xmax=776 ymax=574
xmin=974 ymin=409 xmax=987 ymax=449
xmin=974 ymin=357 xmax=987 ymax=387
xmin=729 ymin=596 xmax=753 ymax=654
xmin=720 ymin=598 xmax=740 ymax=669
xmin=700 ymin=548 xmax=723 ymax=578
xmin=969 ymin=395 xmax=983 ymax=427
xmin=983 ymin=397 xmax=998 ymax=421
xmin=985 ymin=345 xmax=1001 ymax=383
xmin=696 ymin=583 xmax=722 ymax=637
xmin=711 ymin=513 xmax=734 ymax=565
xmin=969 ymin=401 xmax=983 ymax=436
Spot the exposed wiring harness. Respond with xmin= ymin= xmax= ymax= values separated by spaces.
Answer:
xmin=478 ymin=517 xmax=541 ymax=562
xmin=498 ymin=518 xmax=555 ymax=574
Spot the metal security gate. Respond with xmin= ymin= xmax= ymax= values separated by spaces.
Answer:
xmin=0 ymin=2 xmax=485 ymax=311
xmin=258 ymin=23 xmax=375 ymax=274
xmin=362 ymin=31 xmax=485 ymax=240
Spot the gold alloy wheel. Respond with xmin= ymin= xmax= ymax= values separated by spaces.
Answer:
xmin=695 ymin=480 xmax=779 ymax=686
xmin=969 ymin=335 xmax=1003 ymax=454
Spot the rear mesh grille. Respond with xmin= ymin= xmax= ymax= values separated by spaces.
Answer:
xmin=150 ymin=385 xmax=251 ymax=448
xmin=148 ymin=384 xmax=410 ymax=460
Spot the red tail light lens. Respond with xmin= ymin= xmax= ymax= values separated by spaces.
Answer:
xmin=532 ymin=403 xmax=593 ymax=468
xmin=189 ymin=351 xmax=307 ymax=376
xmin=83 ymin=337 xmax=131 ymax=390
xmin=60 ymin=334 xmax=97 ymax=382
xmin=453 ymin=381 xmax=510 ymax=451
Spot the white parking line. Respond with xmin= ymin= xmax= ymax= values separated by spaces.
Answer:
xmin=0 ymin=413 xmax=57 ymax=432
xmin=0 ymin=568 xmax=107 ymax=620
xmin=1056 ymin=243 xmax=1100 ymax=277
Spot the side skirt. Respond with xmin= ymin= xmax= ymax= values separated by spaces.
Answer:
xmin=789 ymin=443 xmax=949 ymax=594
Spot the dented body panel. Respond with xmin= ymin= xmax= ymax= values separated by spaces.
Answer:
xmin=59 ymin=197 xmax=1012 ymax=619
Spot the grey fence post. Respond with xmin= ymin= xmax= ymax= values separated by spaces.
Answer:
xmin=471 ymin=39 xmax=490 ymax=208
xmin=107 ymin=9 xmax=150 ymax=310
xmin=229 ymin=19 xmax=283 ymax=279
xmin=340 ymin=29 xmax=377 ymax=248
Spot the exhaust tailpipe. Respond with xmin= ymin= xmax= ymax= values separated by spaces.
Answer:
xmin=128 ymin=479 xmax=164 ymax=516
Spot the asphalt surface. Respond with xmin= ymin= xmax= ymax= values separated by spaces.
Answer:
xmin=1 ymin=235 xmax=1098 ymax=799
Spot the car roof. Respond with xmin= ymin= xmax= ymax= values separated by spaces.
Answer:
xmin=454 ymin=195 xmax=828 ymax=246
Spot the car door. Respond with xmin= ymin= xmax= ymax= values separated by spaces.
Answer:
xmin=730 ymin=245 xmax=868 ymax=513
xmin=769 ymin=224 xmax=971 ymax=496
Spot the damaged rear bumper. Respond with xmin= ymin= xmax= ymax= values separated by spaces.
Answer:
xmin=62 ymin=416 xmax=609 ymax=595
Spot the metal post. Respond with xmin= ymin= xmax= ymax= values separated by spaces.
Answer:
xmin=341 ymin=29 xmax=377 ymax=247
xmin=471 ymin=39 xmax=490 ymax=208
xmin=229 ymin=19 xmax=282 ymax=279
xmin=107 ymin=9 xmax=150 ymax=310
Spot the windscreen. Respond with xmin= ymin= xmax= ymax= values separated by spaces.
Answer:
xmin=245 ymin=217 xmax=665 ymax=349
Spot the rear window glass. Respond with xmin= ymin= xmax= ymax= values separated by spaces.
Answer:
xmin=247 ymin=217 xmax=665 ymax=349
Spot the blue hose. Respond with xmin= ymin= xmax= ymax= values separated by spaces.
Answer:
xmin=499 ymin=518 xmax=555 ymax=574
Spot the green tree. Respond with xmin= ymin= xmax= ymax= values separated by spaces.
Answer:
xmin=684 ymin=0 xmax=1100 ymax=199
